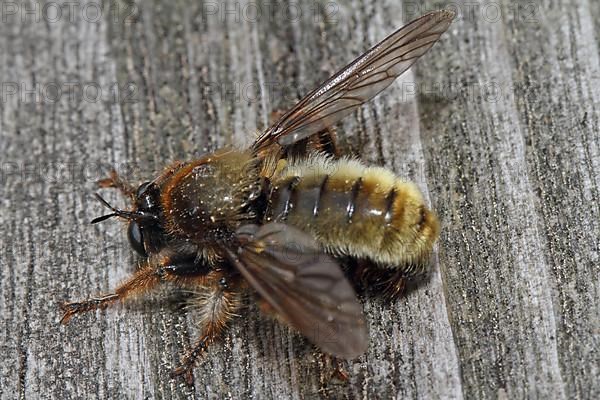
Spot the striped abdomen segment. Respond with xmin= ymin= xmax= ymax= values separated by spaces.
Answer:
xmin=264 ymin=156 xmax=440 ymax=270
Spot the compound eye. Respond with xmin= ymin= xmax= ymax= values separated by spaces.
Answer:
xmin=136 ymin=181 xmax=152 ymax=197
xmin=127 ymin=221 xmax=147 ymax=256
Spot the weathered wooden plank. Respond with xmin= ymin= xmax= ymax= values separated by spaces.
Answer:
xmin=418 ymin=0 xmax=599 ymax=398
xmin=501 ymin=1 xmax=600 ymax=397
xmin=0 ymin=0 xmax=598 ymax=399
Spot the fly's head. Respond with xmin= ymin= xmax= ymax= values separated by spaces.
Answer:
xmin=92 ymin=180 xmax=165 ymax=257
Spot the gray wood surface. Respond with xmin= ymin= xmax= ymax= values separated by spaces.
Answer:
xmin=1 ymin=0 xmax=598 ymax=398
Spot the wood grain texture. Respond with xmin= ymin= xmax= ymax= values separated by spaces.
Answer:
xmin=0 ymin=0 xmax=598 ymax=398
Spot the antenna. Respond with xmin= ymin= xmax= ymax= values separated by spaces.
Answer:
xmin=90 ymin=193 xmax=158 ymax=224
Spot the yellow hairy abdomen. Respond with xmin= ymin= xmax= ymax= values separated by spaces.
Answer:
xmin=270 ymin=153 xmax=439 ymax=272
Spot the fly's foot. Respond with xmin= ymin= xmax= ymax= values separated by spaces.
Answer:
xmin=331 ymin=358 xmax=349 ymax=382
xmin=59 ymin=294 xmax=119 ymax=324
xmin=170 ymin=364 xmax=195 ymax=386
xmin=170 ymin=340 xmax=208 ymax=386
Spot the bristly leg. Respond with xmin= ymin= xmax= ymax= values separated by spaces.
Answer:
xmin=380 ymin=272 xmax=407 ymax=301
xmin=59 ymin=253 xmax=241 ymax=384
xmin=60 ymin=263 xmax=162 ymax=324
xmin=59 ymin=258 xmax=214 ymax=324
xmin=285 ymin=127 xmax=340 ymax=160
xmin=268 ymin=108 xmax=340 ymax=159
xmin=317 ymin=352 xmax=350 ymax=397
xmin=97 ymin=169 xmax=136 ymax=200
xmin=170 ymin=282 xmax=241 ymax=385
xmin=350 ymin=259 xmax=409 ymax=301
xmin=314 ymin=127 xmax=339 ymax=158
xmin=321 ymin=353 xmax=349 ymax=382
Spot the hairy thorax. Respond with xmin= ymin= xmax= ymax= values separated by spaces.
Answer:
xmin=161 ymin=149 xmax=262 ymax=244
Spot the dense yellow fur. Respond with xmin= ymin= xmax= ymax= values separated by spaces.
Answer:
xmin=273 ymin=153 xmax=439 ymax=272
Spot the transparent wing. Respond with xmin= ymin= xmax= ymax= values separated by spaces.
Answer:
xmin=224 ymin=223 xmax=367 ymax=358
xmin=252 ymin=9 xmax=455 ymax=152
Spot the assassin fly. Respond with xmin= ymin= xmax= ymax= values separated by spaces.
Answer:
xmin=60 ymin=9 xmax=455 ymax=383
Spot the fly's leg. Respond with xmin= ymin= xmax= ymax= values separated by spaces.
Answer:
xmin=333 ymin=358 xmax=349 ymax=381
xmin=323 ymin=353 xmax=349 ymax=382
xmin=317 ymin=352 xmax=349 ymax=396
xmin=312 ymin=127 xmax=339 ymax=157
xmin=170 ymin=278 xmax=242 ymax=385
xmin=59 ymin=258 xmax=211 ymax=324
xmin=285 ymin=127 xmax=340 ymax=159
xmin=269 ymin=108 xmax=339 ymax=158
xmin=97 ymin=169 xmax=136 ymax=199
xmin=376 ymin=268 xmax=408 ymax=300
xmin=60 ymin=264 xmax=160 ymax=324
xmin=351 ymin=260 xmax=408 ymax=300
xmin=60 ymin=257 xmax=242 ymax=385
